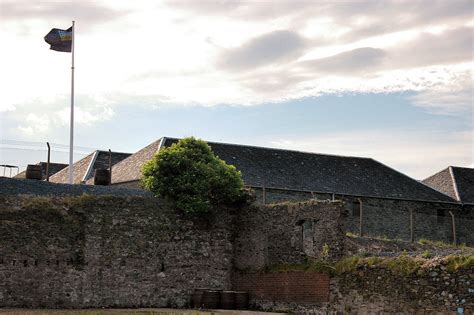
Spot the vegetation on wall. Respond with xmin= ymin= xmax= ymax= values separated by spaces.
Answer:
xmin=141 ymin=137 xmax=246 ymax=214
xmin=266 ymin=253 xmax=474 ymax=277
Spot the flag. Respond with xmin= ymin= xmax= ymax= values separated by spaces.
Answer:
xmin=44 ymin=26 xmax=72 ymax=52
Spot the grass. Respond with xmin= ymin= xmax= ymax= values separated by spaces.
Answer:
xmin=345 ymin=232 xmax=358 ymax=238
xmin=334 ymin=256 xmax=360 ymax=274
xmin=269 ymin=255 xmax=428 ymax=277
xmin=417 ymin=238 xmax=473 ymax=250
xmin=0 ymin=310 xmax=265 ymax=315
xmin=385 ymin=255 xmax=424 ymax=276
xmin=444 ymin=254 xmax=474 ymax=272
xmin=346 ymin=233 xmax=473 ymax=250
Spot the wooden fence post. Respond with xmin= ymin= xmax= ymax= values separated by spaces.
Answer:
xmin=358 ymin=198 xmax=363 ymax=237
xmin=410 ymin=209 xmax=414 ymax=243
xmin=448 ymin=211 xmax=457 ymax=246
xmin=262 ymin=185 xmax=266 ymax=204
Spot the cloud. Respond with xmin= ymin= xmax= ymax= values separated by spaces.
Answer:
xmin=166 ymin=0 xmax=473 ymax=41
xmin=0 ymin=0 xmax=126 ymax=26
xmin=410 ymin=72 xmax=473 ymax=114
xmin=390 ymin=27 xmax=473 ymax=68
xmin=17 ymin=113 xmax=50 ymax=136
xmin=269 ymin=129 xmax=474 ymax=179
xmin=9 ymin=95 xmax=115 ymax=137
xmin=218 ymin=30 xmax=307 ymax=71
xmin=301 ymin=47 xmax=387 ymax=75
xmin=1 ymin=0 xmax=472 ymax=114
xmin=165 ymin=0 xmax=311 ymax=20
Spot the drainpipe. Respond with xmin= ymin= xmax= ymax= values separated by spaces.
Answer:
xmin=108 ymin=149 xmax=112 ymax=184
xmin=358 ymin=198 xmax=363 ymax=237
xmin=448 ymin=211 xmax=457 ymax=246
xmin=46 ymin=142 xmax=51 ymax=181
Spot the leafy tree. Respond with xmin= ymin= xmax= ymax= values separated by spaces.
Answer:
xmin=141 ymin=137 xmax=246 ymax=214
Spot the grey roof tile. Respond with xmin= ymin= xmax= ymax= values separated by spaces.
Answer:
xmin=50 ymin=151 xmax=131 ymax=184
xmin=423 ymin=166 xmax=474 ymax=203
xmin=112 ymin=137 xmax=454 ymax=202
xmin=451 ymin=167 xmax=474 ymax=203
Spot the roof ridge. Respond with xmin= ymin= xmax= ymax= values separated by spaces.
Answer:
xmin=449 ymin=165 xmax=474 ymax=170
xmin=95 ymin=150 xmax=131 ymax=155
xmin=448 ymin=166 xmax=461 ymax=202
xmin=82 ymin=150 xmax=99 ymax=183
xmin=163 ymin=136 xmax=373 ymax=161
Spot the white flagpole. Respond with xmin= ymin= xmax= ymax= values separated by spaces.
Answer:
xmin=68 ymin=20 xmax=75 ymax=184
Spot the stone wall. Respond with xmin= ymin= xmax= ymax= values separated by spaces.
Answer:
xmin=238 ymin=259 xmax=473 ymax=314
xmin=114 ymin=182 xmax=474 ymax=245
xmin=0 ymin=196 xmax=344 ymax=309
xmin=0 ymin=178 xmax=151 ymax=197
xmin=329 ymin=260 xmax=473 ymax=314
xmin=0 ymin=195 xmax=234 ymax=308
xmin=233 ymin=201 xmax=347 ymax=270
xmin=250 ymin=187 xmax=474 ymax=246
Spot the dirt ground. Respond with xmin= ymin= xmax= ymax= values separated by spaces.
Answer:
xmin=0 ymin=309 xmax=285 ymax=315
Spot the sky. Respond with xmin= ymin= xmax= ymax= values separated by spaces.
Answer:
xmin=0 ymin=0 xmax=473 ymax=179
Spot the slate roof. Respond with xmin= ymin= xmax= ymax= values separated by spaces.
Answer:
xmin=423 ymin=166 xmax=474 ymax=203
xmin=111 ymin=137 xmax=455 ymax=202
xmin=49 ymin=150 xmax=131 ymax=184
xmin=14 ymin=162 xmax=68 ymax=180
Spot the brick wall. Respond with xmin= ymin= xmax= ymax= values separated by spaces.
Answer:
xmin=232 ymin=272 xmax=330 ymax=304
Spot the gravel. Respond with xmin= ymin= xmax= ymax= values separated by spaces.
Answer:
xmin=0 ymin=177 xmax=153 ymax=197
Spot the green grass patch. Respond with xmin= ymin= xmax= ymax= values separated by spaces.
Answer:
xmin=334 ymin=255 xmax=423 ymax=276
xmin=334 ymin=256 xmax=360 ymax=273
xmin=444 ymin=254 xmax=474 ymax=272
xmin=384 ymin=255 xmax=424 ymax=276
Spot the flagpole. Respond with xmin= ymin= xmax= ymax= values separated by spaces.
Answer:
xmin=68 ymin=20 xmax=75 ymax=184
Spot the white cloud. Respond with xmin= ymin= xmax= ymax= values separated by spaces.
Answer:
xmin=17 ymin=113 xmax=50 ymax=135
xmin=10 ymin=95 xmax=115 ymax=138
xmin=411 ymin=72 xmax=473 ymax=114
xmin=0 ymin=0 xmax=472 ymax=112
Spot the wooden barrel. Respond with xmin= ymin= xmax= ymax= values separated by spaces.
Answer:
xmin=191 ymin=288 xmax=206 ymax=308
xmin=234 ymin=291 xmax=249 ymax=310
xmin=94 ymin=169 xmax=110 ymax=185
xmin=201 ymin=290 xmax=220 ymax=309
xmin=26 ymin=164 xmax=42 ymax=180
xmin=220 ymin=291 xmax=236 ymax=309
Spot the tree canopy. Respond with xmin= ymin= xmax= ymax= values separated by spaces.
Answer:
xmin=141 ymin=137 xmax=246 ymax=214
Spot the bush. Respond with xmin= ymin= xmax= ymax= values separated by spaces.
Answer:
xmin=141 ymin=137 xmax=246 ymax=214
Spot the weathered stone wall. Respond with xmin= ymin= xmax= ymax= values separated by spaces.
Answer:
xmin=111 ymin=181 xmax=142 ymax=190
xmin=112 ymin=182 xmax=474 ymax=245
xmin=329 ymin=261 xmax=473 ymax=314
xmin=0 ymin=196 xmax=234 ymax=308
xmin=250 ymin=187 xmax=474 ymax=246
xmin=240 ymin=259 xmax=473 ymax=314
xmin=339 ymin=196 xmax=474 ymax=246
xmin=0 ymin=178 xmax=151 ymax=197
xmin=233 ymin=201 xmax=347 ymax=271
xmin=0 ymin=196 xmax=344 ymax=309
